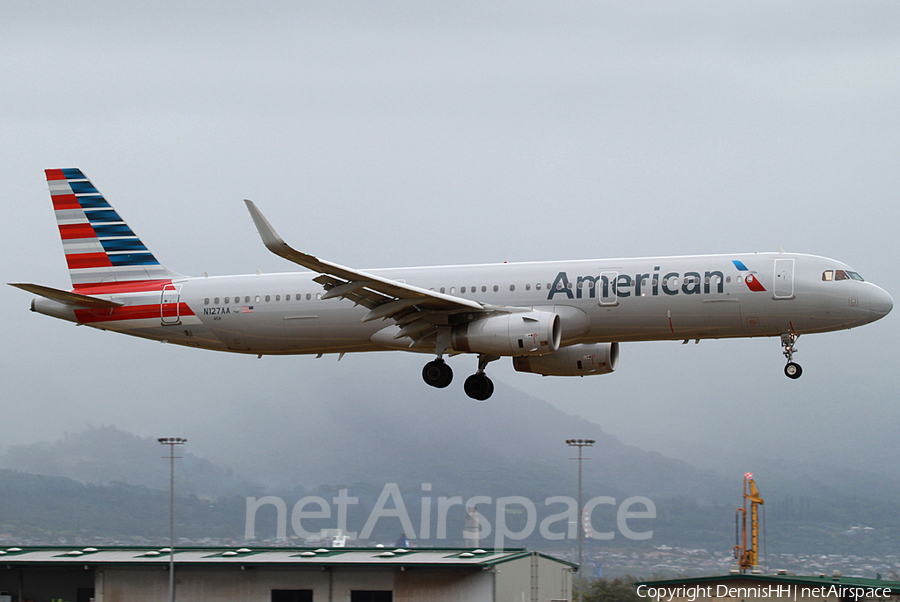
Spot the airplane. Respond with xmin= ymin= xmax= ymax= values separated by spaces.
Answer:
xmin=10 ymin=168 xmax=893 ymax=401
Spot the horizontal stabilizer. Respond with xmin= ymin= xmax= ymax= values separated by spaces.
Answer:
xmin=8 ymin=283 xmax=124 ymax=309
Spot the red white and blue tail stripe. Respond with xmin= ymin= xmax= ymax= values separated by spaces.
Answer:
xmin=46 ymin=168 xmax=181 ymax=289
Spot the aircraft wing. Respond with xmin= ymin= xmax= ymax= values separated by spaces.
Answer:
xmin=244 ymin=200 xmax=485 ymax=325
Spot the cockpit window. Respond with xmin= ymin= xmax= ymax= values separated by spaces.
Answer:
xmin=824 ymin=269 xmax=864 ymax=282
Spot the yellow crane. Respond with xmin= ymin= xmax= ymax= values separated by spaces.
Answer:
xmin=734 ymin=472 xmax=764 ymax=573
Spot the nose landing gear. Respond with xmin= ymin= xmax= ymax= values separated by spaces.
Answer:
xmin=781 ymin=332 xmax=802 ymax=379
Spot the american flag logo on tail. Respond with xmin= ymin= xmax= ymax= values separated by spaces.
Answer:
xmin=45 ymin=168 xmax=180 ymax=289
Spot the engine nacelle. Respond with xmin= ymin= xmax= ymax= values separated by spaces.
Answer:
xmin=452 ymin=311 xmax=561 ymax=356
xmin=512 ymin=342 xmax=619 ymax=376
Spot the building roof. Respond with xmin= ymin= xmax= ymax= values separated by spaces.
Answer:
xmin=638 ymin=573 xmax=900 ymax=595
xmin=0 ymin=546 xmax=576 ymax=571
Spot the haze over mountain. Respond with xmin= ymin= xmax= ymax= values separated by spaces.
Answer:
xmin=2 ymin=374 xmax=898 ymax=555
xmin=0 ymin=377 xmax=731 ymax=502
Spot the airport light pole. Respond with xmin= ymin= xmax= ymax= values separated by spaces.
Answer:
xmin=159 ymin=437 xmax=187 ymax=602
xmin=567 ymin=438 xmax=595 ymax=601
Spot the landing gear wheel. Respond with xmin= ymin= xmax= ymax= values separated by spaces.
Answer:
xmin=784 ymin=362 xmax=802 ymax=379
xmin=464 ymin=373 xmax=494 ymax=401
xmin=423 ymin=359 xmax=453 ymax=388
xmin=780 ymin=333 xmax=801 ymax=380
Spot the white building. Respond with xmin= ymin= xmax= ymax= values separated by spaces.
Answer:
xmin=0 ymin=546 xmax=574 ymax=602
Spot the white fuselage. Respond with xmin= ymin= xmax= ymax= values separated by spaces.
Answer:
xmin=33 ymin=252 xmax=893 ymax=357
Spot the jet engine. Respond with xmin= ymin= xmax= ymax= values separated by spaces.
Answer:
xmin=452 ymin=311 xmax=561 ymax=356
xmin=512 ymin=342 xmax=619 ymax=376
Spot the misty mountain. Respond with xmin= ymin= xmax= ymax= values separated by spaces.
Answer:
xmin=180 ymin=368 xmax=733 ymax=503
xmin=0 ymin=425 xmax=257 ymax=498
xmin=2 ymin=371 xmax=898 ymax=555
xmin=0 ymin=468 xmax=245 ymax=543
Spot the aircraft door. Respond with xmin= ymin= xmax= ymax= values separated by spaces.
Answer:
xmin=599 ymin=271 xmax=618 ymax=305
xmin=773 ymin=259 xmax=795 ymax=299
xmin=161 ymin=284 xmax=181 ymax=325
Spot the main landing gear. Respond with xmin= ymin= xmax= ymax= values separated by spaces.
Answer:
xmin=422 ymin=358 xmax=453 ymax=388
xmin=463 ymin=354 xmax=499 ymax=402
xmin=781 ymin=332 xmax=802 ymax=379
xmin=422 ymin=354 xmax=499 ymax=401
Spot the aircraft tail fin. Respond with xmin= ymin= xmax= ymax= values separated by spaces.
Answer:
xmin=45 ymin=168 xmax=182 ymax=289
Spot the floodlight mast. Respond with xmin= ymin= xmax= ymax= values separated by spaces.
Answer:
xmin=566 ymin=438 xmax=595 ymax=601
xmin=159 ymin=437 xmax=187 ymax=602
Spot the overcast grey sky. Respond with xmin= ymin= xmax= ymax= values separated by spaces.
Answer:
xmin=2 ymin=1 xmax=898 ymax=480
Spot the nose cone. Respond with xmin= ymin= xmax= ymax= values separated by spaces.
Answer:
xmin=871 ymin=285 xmax=893 ymax=318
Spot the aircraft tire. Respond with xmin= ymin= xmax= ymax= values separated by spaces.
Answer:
xmin=464 ymin=373 xmax=494 ymax=401
xmin=423 ymin=359 xmax=453 ymax=388
xmin=784 ymin=362 xmax=802 ymax=379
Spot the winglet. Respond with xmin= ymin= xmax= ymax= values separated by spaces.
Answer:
xmin=244 ymin=199 xmax=324 ymax=269
xmin=244 ymin=199 xmax=287 ymax=254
